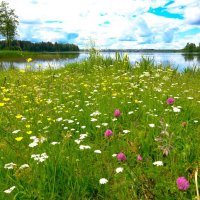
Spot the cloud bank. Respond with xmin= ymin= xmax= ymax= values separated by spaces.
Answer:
xmin=5 ymin=0 xmax=200 ymax=49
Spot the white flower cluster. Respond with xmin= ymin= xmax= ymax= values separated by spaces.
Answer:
xmin=99 ymin=178 xmax=108 ymax=184
xmin=29 ymin=136 xmax=47 ymax=148
xmin=4 ymin=162 xmax=16 ymax=169
xmin=31 ymin=153 xmax=48 ymax=163
xmin=75 ymin=133 xmax=88 ymax=144
xmin=90 ymin=111 xmax=101 ymax=117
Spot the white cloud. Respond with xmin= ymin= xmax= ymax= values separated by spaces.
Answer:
xmin=184 ymin=7 xmax=200 ymax=25
xmin=4 ymin=0 xmax=200 ymax=49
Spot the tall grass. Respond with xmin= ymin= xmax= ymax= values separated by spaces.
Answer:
xmin=0 ymin=53 xmax=199 ymax=199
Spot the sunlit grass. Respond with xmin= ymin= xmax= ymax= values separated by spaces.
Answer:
xmin=0 ymin=53 xmax=199 ymax=199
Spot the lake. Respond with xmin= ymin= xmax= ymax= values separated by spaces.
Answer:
xmin=0 ymin=52 xmax=200 ymax=71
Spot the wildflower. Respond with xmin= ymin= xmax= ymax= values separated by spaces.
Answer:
xmin=149 ymin=124 xmax=155 ymax=128
xmin=19 ymin=164 xmax=29 ymax=170
xmin=79 ymin=145 xmax=91 ymax=150
xmin=123 ymin=130 xmax=130 ymax=134
xmin=166 ymin=97 xmax=175 ymax=105
xmin=3 ymin=97 xmax=10 ymax=101
xmin=4 ymin=186 xmax=16 ymax=194
xmin=90 ymin=111 xmax=101 ymax=116
xmin=68 ymin=120 xmax=74 ymax=123
xmin=56 ymin=117 xmax=63 ymax=122
xmin=31 ymin=153 xmax=48 ymax=163
xmin=16 ymin=114 xmax=23 ymax=119
xmin=137 ymin=155 xmax=143 ymax=161
xmin=99 ymin=178 xmax=108 ymax=184
xmin=116 ymin=167 xmax=123 ymax=173
xmin=104 ymin=129 xmax=113 ymax=137
xmin=153 ymin=161 xmax=163 ymax=166
xmin=173 ymin=107 xmax=181 ymax=113
xmin=176 ymin=177 xmax=190 ymax=191
xmin=91 ymin=118 xmax=97 ymax=122
xmin=75 ymin=139 xmax=81 ymax=144
xmin=15 ymin=137 xmax=23 ymax=141
xmin=117 ymin=152 xmax=126 ymax=161
xmin=79 ymin=134 xmax=88 ymax=140
xmin=29 ymin=142 xmax=38 ymax=148
xmin=26 ymin=131 xmax=32 ymax=135
xmin=12 ymin=130 xmax=21 ymax=134
xmin=114 ymin=109 xmax=121 ymax=117
xmin=128 ymin=111 xmax=134 ymax=115
xmin=0 ymin=102 xmax=5 ymax=106
xmin=94 ymin=150 xmax=102 ymax=154
xmin=102 ymin=123 xmax=108 ymax=126
xmin=27 ymin=58 xmax=32 ymax=62
xmin=112 ymin=154 xmax=117 ymax=157
xmin=4 ymin=162 xmax=16 ymax=169
xmin=51 ymin=142 xmax=60 ymax=145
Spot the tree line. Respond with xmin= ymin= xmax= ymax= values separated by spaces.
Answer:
xmin=0 ymin=40 xmax=79 ymax=52
xmin=183 ymin=43 xmax=200 ymax=53
xmin=0 ymin=1 xmax=79 ymax=52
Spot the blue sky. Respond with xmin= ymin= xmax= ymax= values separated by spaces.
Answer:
xmin=5 ymin=0 xmax=200 ymax=49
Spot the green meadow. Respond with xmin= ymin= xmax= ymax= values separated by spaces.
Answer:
xmin=0 ymin=52 xmax=200 ymax=199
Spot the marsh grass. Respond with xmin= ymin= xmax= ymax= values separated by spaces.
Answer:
xmin=0 ymin=53 xmax=199 ymax=199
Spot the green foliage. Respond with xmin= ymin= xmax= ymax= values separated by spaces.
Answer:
xmin=183 ymin=43 xmax=200 ymax=53
xmin=0 ymin=1 xmax=18 ymax=49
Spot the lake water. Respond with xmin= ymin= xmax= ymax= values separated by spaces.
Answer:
xmin=0 ymin=52 xmax=200 ymax=71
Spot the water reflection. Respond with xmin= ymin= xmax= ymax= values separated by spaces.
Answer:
xmin=0 ymin=52 xmax=200 ymax=71
xmin=182 ymin=53 xmax=200 ymax=62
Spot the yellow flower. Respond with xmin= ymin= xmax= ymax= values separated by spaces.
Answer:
xmin=26 ymin=131 xmax=32 ymax=135
xmin=16 ymin=114 xmax=23 ymax=119
xmin=0 ymin=103 xmax=5 ymax=107
xmin=26 ymin=124 xmax=31 ymax=128
xmin=3 ymin=97 xmax=10 ymax=102
xmin=15 ymin=137 xmax=23 ymax=141
xmin=135 ymin=99 xmax=138 ymax=103
xmin=27 ymin=58 xmax=32 ymax=63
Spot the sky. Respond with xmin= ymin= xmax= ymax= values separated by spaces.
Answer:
xmin=4 ymin=0 xmax=200 ymax=49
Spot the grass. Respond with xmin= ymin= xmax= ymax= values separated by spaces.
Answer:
xmin=0 ymin=52 xmax=200 ymax=199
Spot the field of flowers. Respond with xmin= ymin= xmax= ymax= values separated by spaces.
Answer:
xmin=0 ymin=53 xmax=200 ymax=199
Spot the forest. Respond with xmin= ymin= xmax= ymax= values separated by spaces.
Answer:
xmin=0 ymin=40 xmax=79 ymax=52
